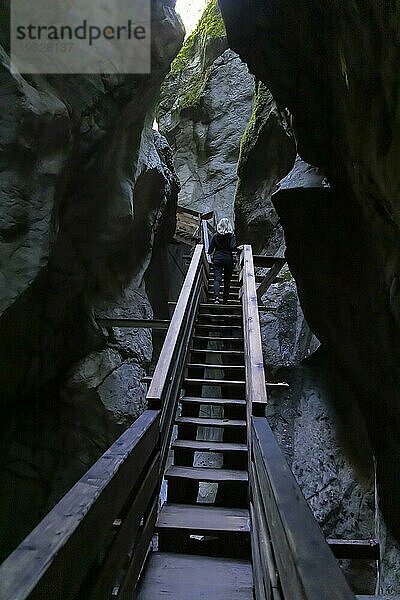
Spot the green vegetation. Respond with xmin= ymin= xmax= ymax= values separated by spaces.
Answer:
xmin=171 ymin=0 xmax=225 ymax=75
xmin=160 ymin=0 xmax=226 ymax=111
xmin=239 ymin=81 xmax=271 ymax=162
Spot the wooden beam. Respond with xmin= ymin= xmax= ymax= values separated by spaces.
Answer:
xmin=253 ymin=256 xmax=286 ymax=268
xmin=97 ymin=319 xmax=170 ymax=330
xmin=327 ymin=539 xmax=380 ymax=561
xmin=256 ymin=260 xmax=286 ymax=300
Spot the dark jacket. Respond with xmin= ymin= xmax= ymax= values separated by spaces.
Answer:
xmin=209 ymin=232 xmax=237 ymax=263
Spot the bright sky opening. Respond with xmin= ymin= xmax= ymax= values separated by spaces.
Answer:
xmin=175 ymin=0 xmax=208 ymax=37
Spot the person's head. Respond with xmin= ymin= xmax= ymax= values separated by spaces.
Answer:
xmin=217 ymin=218 xmax=233 ymax=235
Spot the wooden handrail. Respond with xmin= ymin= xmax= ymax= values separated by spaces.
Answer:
xmin=251 ymin=417 xmax=356 ymax=599
xmin=240 ymin=245 xmax=269 ymax=417
xmin=240 ymin=245 xmax=355 ymax=599
xmin=0 ymin=410 xmax=160 ymax=600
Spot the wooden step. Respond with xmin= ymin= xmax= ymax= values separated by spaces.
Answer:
xmin=207 ymin=288 xmax=240 ymax=293
xmin=198 ymin=313 xmax=242 ymax=320
xmin=181 ymin=396 xmax=245 ymax=406
xmin=172 ymin=439 xmax=247 ymax=453
xmin=186 ymin=364 xmax=245 ymax=371
xmin=199 ymin=303 xmax=242 ymax=311
xmin=208 ymin=278 xmax=240 ymax=284
xmin=196 ymin=324 xmax=243 ymax=331
xmin=165 ymin=465 xmax=248 ymax=483
xmin=136 ymin=553 xmax=253 ymax=600
xmin=184 ymin=378 xmax=245 ymax=387
xmin=193 ymin=336 xmax=243 ymax=342
xmin=156 ymin=504 xmax=250 ymax=535
xmin=190 ymin=349 xmax=244 ymax=356
xmin=176 ymin=416 xmax=246 ymax=428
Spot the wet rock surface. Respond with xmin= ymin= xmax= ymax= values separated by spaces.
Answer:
xmin=0 ymin=0 xmax=183 ymax=560
xmin=220 ymin=0 xmax=400 ymax=589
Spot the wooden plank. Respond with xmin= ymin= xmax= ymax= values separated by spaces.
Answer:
xmin=176 ymin=416 xmax=246 ymax=428
xmin=190 ymin=349 xmax=245 ymax=355
xmin=0 ymin=410 xmax=160 ymax=600
xmin=196 ymin=324 xmax=243 ymax=330
xmin=172 ymin=440 xmax=247 ymax=453
xmin=116 ymin=496 xmax=159 ymax=600
xmin=250 ymin=462 xmax=280 ymax=598
xmin=256 ymin=260 xmax=286 ymax=300
xmin=181 ymin=396 xmax=246 ymax=406
xmin=136 ymin=553 xmax=253 ymax=600
xmin=253 ymin=256 xmax=286 ymax=268
xmin=240 ymin=245 xmax=269 ymax=420
xmin=199 ymin=303 xmax=242 ymax=310
xmin=184 ymin=378 xmax=245 ymax=386
xmin=198 ymin=313 xmax=243 ymax=320
xmin=97 ymin=319 xmax=170 ymax=330
xmin=88 ymin=453 xmax=160 ymax=599
xmin=165 ymin=466 xmax=248 ymax=483
xmin=187 ymin=363 xmax=245 ymax=370
xmin=193 ymin=336 xmax=244 ymax=342
xmin=252 ymin=417 xmax=355 ymax=599
xmin=156 ymin=504 xmax=250 ymax=534
xmin=327 ymin=539 xmax=380 ymax=560
xmin=250 ymin=501 xmax=273 ymax=600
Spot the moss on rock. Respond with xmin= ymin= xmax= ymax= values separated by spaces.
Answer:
xmin=239 ymin=81 xmax=273 ymax=172
xmin=160 ymin=0 xmax=226 ymax=112
xmin=170 ymin=0 xmax=225 ymax=75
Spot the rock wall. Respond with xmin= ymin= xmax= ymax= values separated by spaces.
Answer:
xmin=0 ymin=0 xmax=183 ymax=560
xmin=219 ymin=0 xmax=400 ymax=591
xmin=158 ymin=0 xmax=254 ymax=219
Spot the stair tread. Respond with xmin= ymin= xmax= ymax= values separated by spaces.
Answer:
xmin=187 ymin=364 xmax=245 ymax=370
xmin=137 ymin=553 xmax=253 ymax=600
xmin=190 ymin=349 xmax=244 ymax=355
xmin=200 ymin=303 xmax=242 ymax=309
xmin=196 ymin=324 xmax=243 ymax=329
xmin=165 ymin=465 xmax=248 ymax=482
xmin=193 ymin=336 xmax=244 ymax=341
xmin=156 ymin=504 xmax=250 ymax=533
xmin=185 ymin=378 xmax=245 ymax=386
xmin=176 ymin=416 xmax=246 ymax=427
xmin=172 ymin=439 xmax=247 ymax=452
xmin=181 ymin=396 xmax=245 ymax=405
xmin=198 ymin=314 xmax=242 ymax=319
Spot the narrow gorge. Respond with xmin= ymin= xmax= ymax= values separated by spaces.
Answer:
xmin=0 ymin=0 xmax=399 ymax=596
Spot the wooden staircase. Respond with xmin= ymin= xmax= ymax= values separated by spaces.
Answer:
xmin=137 ymin=268 xmax=253 ymax=598
xmin=0 ymin=235 xmax=378 ymax=600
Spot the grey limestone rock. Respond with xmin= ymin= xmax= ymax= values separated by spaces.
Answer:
xmin=158 ymin=1 xmax=254 ymax=219
xmin=0 ymin=0 xmax=183 ymax=561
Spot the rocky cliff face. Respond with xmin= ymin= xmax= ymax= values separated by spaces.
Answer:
xmin=158 ymin=0 xmax=253 ymax=219
xmin=0 ymin=0 xmax=183 ymax=560
xmin=219 ymin=0 xmax=400 ymax=591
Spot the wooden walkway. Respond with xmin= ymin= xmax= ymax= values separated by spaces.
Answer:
xmin=138 ymin=268 xmax=251 ymax=598
xmin=0 ymin=229 xmax=379 ymax=599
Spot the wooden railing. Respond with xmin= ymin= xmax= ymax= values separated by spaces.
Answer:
xmin=147 ymin=244 xmax=207 ymax=470
xmin=200 ymin=213 xmax=216 ymax=263
xmin=0 ymin=246 xmax=208 ymax=600
xmin=239 ymin=245 xmax=356 ymax=600
xmin=0 ymin=410 xmax=160 ymax=600
xmin=0 ymin=242 xmax=363 ymax=600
